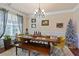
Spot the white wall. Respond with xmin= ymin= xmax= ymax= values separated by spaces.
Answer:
xmin=23 ymin=15 xmax=29 ymax=34
xmin=28 ymin=12 xmax=73 ymax=36
xmin=73 ymin=6 xmax=79 ymax=48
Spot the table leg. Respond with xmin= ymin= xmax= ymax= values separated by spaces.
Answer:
xmin=49 ymin=42 xmax=51 ymax=56
xmin=28 ymin=50 xmax=30 ymax=56
xmin=49 ymin=42 xmax=54 ymax=56
xmin=49 ymin=51 xmax=51 ymax=56
xmin=16 ymin=47 xmax=18 ymax=56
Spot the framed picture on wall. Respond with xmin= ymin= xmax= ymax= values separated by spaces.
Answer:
xmin=31 ymin=18 xmax=36 ymax=23
xmin=31 ymin=24 xmax=36 ymax=28
xmin=56 ymin=23 xmax=63 ymax=28
xmin=41 ymin=20 xmax=49 ymax=26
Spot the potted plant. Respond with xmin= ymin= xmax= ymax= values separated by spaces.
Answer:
xmin=4 ymin=35 xmax=11 ymax=49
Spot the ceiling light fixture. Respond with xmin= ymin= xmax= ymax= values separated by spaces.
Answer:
xmin=34 ymin=3 xmax=45 ymax=18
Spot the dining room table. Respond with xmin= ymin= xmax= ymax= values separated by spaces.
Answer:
xmin=15 ymin=35 xmax=58 ymax=56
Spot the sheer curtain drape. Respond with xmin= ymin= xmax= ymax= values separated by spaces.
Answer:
xmin=17 ymin=15 xmax=23 ymax=34
xmin=5 ymin=13 xmax=23 ymax=38
xmin=0 ymin=9 xmax=8 ymax=39
xmin=0 ymin=9 xmax=23 ymax=40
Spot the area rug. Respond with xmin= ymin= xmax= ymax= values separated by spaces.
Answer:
xmin=0 ymin=46 xmax=74 ymax=56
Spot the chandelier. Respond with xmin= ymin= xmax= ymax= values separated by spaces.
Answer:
xmin=34 ymin=3 xmax=45 ymax=18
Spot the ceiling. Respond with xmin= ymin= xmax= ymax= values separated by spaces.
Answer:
xmin=2 ymin=3 xmax=78 ymax=15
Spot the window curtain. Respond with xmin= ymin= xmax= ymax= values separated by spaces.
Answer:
xmin=0 ymin=9 xmax=8 ymax=39
xmin=17 ymin=15 xmax=23 ymax=34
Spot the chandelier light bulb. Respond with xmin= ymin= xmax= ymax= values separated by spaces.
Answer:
xmin=35 ymin=9 xmax=38 ymax=12
xmin=42 ymin=9 xmax=44 ymax=12
xmin=34 ymin=12 xmax=36 ymax=14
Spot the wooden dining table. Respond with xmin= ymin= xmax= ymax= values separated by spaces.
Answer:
xmin=15 ymin=35 xmax=58 ymax=56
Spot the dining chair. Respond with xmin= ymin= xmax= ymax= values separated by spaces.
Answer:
xmin=50 ymin=36 xmax=65 ymax=56
xmin=16 ymin=33 xmax=25 ymax=43
xmin=54 ymin=36 xmax=65 ymax=49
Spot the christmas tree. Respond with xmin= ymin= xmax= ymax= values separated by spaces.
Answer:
xmin=65 ymin=19 xmax=78 ymax=47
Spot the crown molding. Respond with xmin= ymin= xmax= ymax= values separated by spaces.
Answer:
xmin=30 ymin=4 xmax=79 ymax=16
xmin=0 ymin=4 xmax=29 ymax=16
xmin=28 ymin=4 xmax=79 ymax=16
xmin=46 ymin=4 xmax=79 ymax=15
xmin=46 ymin=9 xmax=73 ymax=15
xmin=1 ymin=4 xmax=79 ymax=16
xmin=73 ymin=4 xmax=79 ymax=11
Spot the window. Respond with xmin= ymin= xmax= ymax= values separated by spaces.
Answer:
xmin=0 ymin=9 xmax=23 ymax=40
xmin=0 ymin=9 xmax=5 ymax=38
xmin=0 ymin=10 xmax=4 ymax=38
xmin=5 ymin=13 xmax=23 ymax=38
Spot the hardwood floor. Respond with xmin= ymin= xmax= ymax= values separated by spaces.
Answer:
xmin=70 ymin=48 xmax=79 ymax=56
xmin=0 ymin=46 xmax=14 ymax=54
xmin=0 ymin=48 xmax=5 ymax=53
xmin=68 ymin=44 xmax=79 ymax=56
